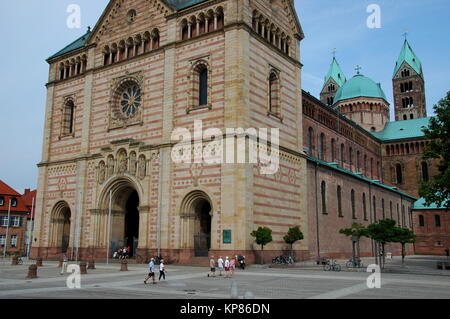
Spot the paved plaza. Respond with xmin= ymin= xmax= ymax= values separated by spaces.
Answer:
xmin=1 ymin=256 xmax=449 ymax=299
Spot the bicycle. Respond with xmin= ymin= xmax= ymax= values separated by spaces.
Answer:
xmin=346 ymin=257 xmax=363 ymax=269
xmin=17 ymin=256 xmax=23 ymax=265
xmin=323 ymin=259 xmax=341 ymax=272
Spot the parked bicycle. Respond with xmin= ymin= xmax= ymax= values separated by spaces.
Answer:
xmin=272 ymin=255 xmax=294 ymax=265
xmin=346 ymin=257 xmax=364 ymax=269
xmin=323 ymin=259 xmax=341 ymax=272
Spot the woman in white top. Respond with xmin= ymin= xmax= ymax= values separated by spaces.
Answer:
xmin=159 ymin=259 xmax=166 ymax=281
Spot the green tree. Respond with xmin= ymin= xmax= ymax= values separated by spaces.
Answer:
xmin=283 ymin=226 xmax=304 ymax=258
xmin=339 ymin=223 xmax=369 ymax=265
xmin=366 ymin=219 xmax=397 ymax=268
xmin=251 ymin=227 xmax=273 ymax=264
xmin=419 ymin=91 xmax=450 ymax=209
xmin=392 ymin=227 xmax=416 ymax=265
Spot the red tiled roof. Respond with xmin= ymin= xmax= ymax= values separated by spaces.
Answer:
xmin=0 ymin=180 xmax=20 ymax=196
xmin=0 ymin=180 xmax=30 ymax=214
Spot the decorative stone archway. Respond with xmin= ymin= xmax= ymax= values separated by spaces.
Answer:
xmin=49 ymin=201 xmax=71 ymax=254
xmin=179 ymin=190 xmax=214 ymax=256
xmin=93 ymin=176 xmax=145 ymax=258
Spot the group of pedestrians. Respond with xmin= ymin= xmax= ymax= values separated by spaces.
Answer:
xmin=144 ymin=258 xmax=166 ymax=284
xmin=208 ymin=256 xmax=236 ymax=278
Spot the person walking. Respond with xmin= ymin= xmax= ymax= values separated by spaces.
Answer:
xmin=60 ymin=254 xmax=68 ymax=275
xmin=224 ymin=257 xmax=230 ymax=278
xmin=144 ymin=258 xmax=156 ymax=284
xmin=229 ymin=256 xmax=236 ymax=277
xmin=159 ymin=259 xmax=166 ymax=282
xmin=208 ymin=256 xmax=216 ymax=278
xmin=217 ymin=256 xmax=224 ymax=276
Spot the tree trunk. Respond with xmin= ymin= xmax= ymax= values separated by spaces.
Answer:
xmin=260 ymin=245 xmax=264 ymax=265
xmin=401 ymin=243 xmax=405 ymax=265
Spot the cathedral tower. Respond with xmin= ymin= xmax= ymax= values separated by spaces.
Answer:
xmin=320 ymin=56 xmax=346 ymax=105
xmin=393 ymin=39 xmax=426 ymax=121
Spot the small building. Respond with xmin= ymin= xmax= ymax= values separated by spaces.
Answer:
xmin=0 ymin=181 xmax=29 ymax=256
xmin=413 ymin=198 xmax=449 ymax=255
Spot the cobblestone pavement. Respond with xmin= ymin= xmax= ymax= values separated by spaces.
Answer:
xmin=1 ymin=255 xmax=450 ymax=299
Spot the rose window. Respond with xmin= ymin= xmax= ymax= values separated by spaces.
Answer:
xmin=119 ymin=84 xmax=141 ymax=118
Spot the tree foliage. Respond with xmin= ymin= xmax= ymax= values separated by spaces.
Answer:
xmin=419 ymin=91 xmax=450 ymax=209
xmin=366 ymin=219 xmax=397 ymax=244
xmin=251 ymin=227 xmax=273 ymax=250
xmin=339 ymin=223 xmax=369 ymax=239
xmin=283 ymin=226 xmax=304 ymax=245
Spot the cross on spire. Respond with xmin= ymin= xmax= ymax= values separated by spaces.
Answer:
xmin=355 ymin=65 xmax=362 ymax=75
xmin=332 ymin=48 xmax=337 ymax=58
xmin=403 ymin=30 xmax=409 ymax=41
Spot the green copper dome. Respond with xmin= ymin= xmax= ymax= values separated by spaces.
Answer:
xmin=333 ymin=74 xmax=387 ymax=104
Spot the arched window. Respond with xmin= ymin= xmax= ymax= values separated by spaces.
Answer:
xmin=349 ymin=147 xmax=353 ymax=170
xmin=396 ymin=164 xmax=403 ymax=184
xmin=321 ymin=181 xmax=327 ymax=215
xmin=103 ymin=46 xmax=111 ymax=66
xmin=337 ymin=186 xmax=343 ymax=217
xmin=192 ymin=63 xmax=209 ymax=106
xmin=308 ymin=127 xmax=313 ymax=156
xmin=331 ymin=139 xmax=336 ymax=162
xmin=341 ymin=144 xmax=345 ymax=166
xmin=421 ymin=162 xmax=429 ymax=181
xmin=356 ymin=151 xmax=360 ymax=172
xmin=351 ymin=189 xmax=356 ymax=219
xmin=373 ymin=196 xmax=377 ymax=221
xmin=402 ymin=205 xmax=406 ymax=226
xmin=152 ymin=29 xmax=160 ymax=50
xmin=62 ymin=99 xmax=75 ymax=136
xmin=435 ymin=215 xmax=441 ymax=227
xmin=319 ymin=133 xmax=325 ymax=160
xmin=181 ymin=20 xmax=188 ymax=39
xmin=390 ymin=201 xmax=393 ymax=219
xmin=363 ymin=193 xmax=367 ymax=221
xmin=269 ymin=71 xmax=280 ymax=115
xmin=419 ymin=215 xmax=425 ymax=227
xmin=216 ymin=8 xmax=224 ymax=30
xmin=382 ymin=199 xmax=385 ymax=219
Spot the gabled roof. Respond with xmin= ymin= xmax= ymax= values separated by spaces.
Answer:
xmin=370 ymin=117 xmax=432 ymax=142
xmin=333 ymin=74 xmax=387 ymax=104
xmin=393 ymin=40 xmax=423 ymax=78
xmin=48 ymin=29 xmax=91 ymax=60
xmin=323 ymin=57 xmax=346 ymax=89
xmin=0 ymin=180 xmax=20 ymax=196
xmin=413 ymin=198 xmax=449 ymax=210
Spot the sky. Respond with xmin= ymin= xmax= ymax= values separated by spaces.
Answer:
xmin=0 ymin=0 xmax=449 ymax=192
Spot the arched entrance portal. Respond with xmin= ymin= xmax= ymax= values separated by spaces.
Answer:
xmin=49 ymin=201 xmax=71 ymax=254
xmin=194 ymin=199 xmax=212 ymax=257
xmin=102 ymin=179 xmax=141 ymax=258
xmin=180 ymin=191 xmax=213 ymax=257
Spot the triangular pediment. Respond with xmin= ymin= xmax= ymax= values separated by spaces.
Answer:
xmin=280 ymin=0 xmax=304 ymax=39
xmin=87 ymin=0 xmax=175 ymax=45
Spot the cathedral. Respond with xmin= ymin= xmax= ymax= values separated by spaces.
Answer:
xmin=31 ymin=0 xmax=436 ymax=263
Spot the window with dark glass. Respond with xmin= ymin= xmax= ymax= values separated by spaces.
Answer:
xmin=321 ymin=181 xmax=327 ymax=215
xmin=435 ymin=215 xmax=441 ymax=227
xmin=337 ymin=186 xmax=343 ymax=217
xmin=421 ymin=162 xmax=429 ymax=181
xmin=363 ymin=193 xmax=367 ymax=221
xmin=419 ymin=215 xmax=425 ymax=227
xmin=199 ymin=67 xmax=208 ymax=106
xmin=351 ymin=190 xmax=356 ymax=219
xmin=396 ymin=164 xmax=403 ymax=184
